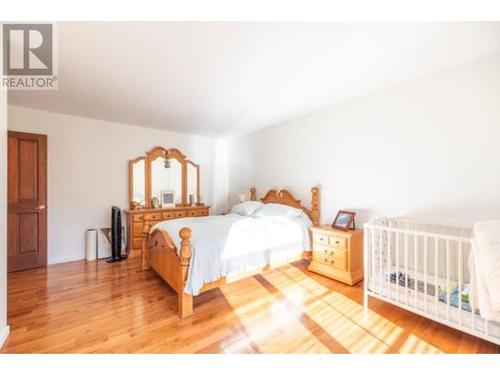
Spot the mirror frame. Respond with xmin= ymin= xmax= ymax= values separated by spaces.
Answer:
xmin=128 ymin=156 xmax=147 ymax=209
xmin=185 ymin=160 xmax=200 ymax=205
xmin=128 ymin=146 xmax=201 ymax=209
xmin=146 ymin=146 xmax=186 ymax=207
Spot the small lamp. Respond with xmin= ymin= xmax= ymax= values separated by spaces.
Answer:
xmin=239 ymin=193 xmax=246 ymax=203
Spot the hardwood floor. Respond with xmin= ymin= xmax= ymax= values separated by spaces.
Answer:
xmin=2 ymin=254 xmax=499 ymax=354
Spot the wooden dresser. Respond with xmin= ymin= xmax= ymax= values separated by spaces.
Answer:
xmin=308 ymin=225 xmax=363 ymax=285
xmin=126 ymin=206 xmax=210 ymax=251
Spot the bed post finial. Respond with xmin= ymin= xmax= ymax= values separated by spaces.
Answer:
xmin=179 ymin=227 xmax=192 ymax=266
xmin=311 ymin=186 xmax=320 ymax=226
xmin=250 ymin=187 xmax=257 ymax=201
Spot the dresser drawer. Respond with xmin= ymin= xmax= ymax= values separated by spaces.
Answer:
xmin=162 ymin=211 xmax=175 ymax=220
xmin=329 ymin=236 xmax=347 ymax=250
xmin=313 ymin=244 xmax=347 ymax=260
xmin=133 ymin=214 xmax=144 ymax=222
xmin=133 ymin=223 xmax=144 ymax=237
xmin=175 ymin=210 xmax=187 ymax=218
xmin=132 ymin=238 xmax=143 ymax=250
xmin=315 ymin=254 xmax=347 ymax=271
xmin=198 ymin=208 xmax=209 ymax=216
xmin=187 ymin=210 xmax=199 ymax=217
xmin=144 ymin=213 xmax=162 ymax=221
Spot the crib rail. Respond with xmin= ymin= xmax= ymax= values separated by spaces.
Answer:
xmin=364 ymin=218 xmax=500 ymax=346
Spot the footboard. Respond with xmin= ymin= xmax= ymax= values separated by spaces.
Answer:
xmin=142 ymin=221 xmax=194 ymax=318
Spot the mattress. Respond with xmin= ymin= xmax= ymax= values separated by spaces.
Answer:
xmin=152 ymin=213 xmax=312 ymax=295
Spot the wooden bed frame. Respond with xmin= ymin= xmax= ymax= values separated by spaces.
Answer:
xmin=141 ymin=186 xmax=320 ymax=318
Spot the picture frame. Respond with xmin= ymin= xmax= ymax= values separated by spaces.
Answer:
xmin=161 ymin=190 xmax=176 ymax=208
xmin=151 ymin=196 xmax=160 ymax=209
xmin=332 ymin=210 xmax=356 ymax=231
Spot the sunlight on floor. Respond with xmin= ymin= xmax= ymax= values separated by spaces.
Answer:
xmin=222 ymin=334 xmax=258 ymax=354
xmin=221 ymin=264 xmax=445 ymax=354
xmin=322 ymin=291 xmax=404 ymax=346
xmin=221 ymin=276 xmax=331 ymax=353
xmin=399 ymin=334 xmax=443 ymax=354
xmin=265 ymin=267 xmax=388 ymax=353
xmin=279 ymin=265 xmax=404 ymax=347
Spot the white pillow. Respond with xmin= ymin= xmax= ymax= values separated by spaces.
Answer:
xmin=230 ymin=201 xmax=264 ymax=216
xmin=252 ymin=203 xmax=303 ymax=219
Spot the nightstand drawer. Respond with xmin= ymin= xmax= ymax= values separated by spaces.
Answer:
xmin=308 ymin=225 xmax=363 ymax=286
xmin=316 ymin=254 xmax=347 ymax=271
xmin=313 ymin=233 xmax=329 ymax=245
xmin=313 ymin=244 xmax=347 ymax=260
xmin=188 ymin=210 xmax=199 ymax=217
xmin=329 ymin=236 xmax=347 ymax=250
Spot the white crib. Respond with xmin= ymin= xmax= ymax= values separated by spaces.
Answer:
xmin=363 ymin=217 xmax=500 ymax=345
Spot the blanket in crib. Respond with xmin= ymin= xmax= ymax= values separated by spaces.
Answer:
xmin=386 ymin=271 xmax=474 ymax=313
xmin=474 ymin=221 xmax=500 ymax=312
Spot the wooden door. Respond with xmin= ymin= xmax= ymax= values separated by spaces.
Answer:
xmin=7 ymin=131 xmax=47 ymax=272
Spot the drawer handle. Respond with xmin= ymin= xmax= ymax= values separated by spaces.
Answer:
xmin=330 ymin=259 xmax=335 ymax=264
xmin=335 ymin=240 xmax=340 ymax=244
xmin=324 ymin=249 xmax=327 ymax=254
xmin=330 ymin=251 xmax=334 ymax=256
xmin=324 ymin=258 xmax=328 ymax=262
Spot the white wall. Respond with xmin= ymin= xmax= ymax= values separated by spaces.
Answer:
xmin=212 ymin=138 xmax=229 ymax=211
xmin=0 ymin=27 xmax=9 ymax=347
xmin=6 ymin=52 xmax=500 ymax=270
xmin=8 ymin=106 xmax=227 ymax=264
xmin=228 ymin=53 xmax=500 ymax=228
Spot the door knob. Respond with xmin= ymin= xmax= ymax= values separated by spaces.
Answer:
xmin=37 ymin=205 xmax=46 ymax=210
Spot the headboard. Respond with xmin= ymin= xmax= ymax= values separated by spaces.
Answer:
xmin=250 ymin=186 xmax=320 ymax=226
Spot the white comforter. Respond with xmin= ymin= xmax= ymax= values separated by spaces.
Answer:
xmin=152 ymin=213 xmax=311 ymax=295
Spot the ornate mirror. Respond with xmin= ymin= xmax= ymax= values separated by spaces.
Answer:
xmin=186 ymin=160 xmax=200 ymax=206
xmin=128 ymin=157 xmax=146 ymax=209
xmin=128 ymin=146 xmax=202 ymax=210
xmin=148 ymin=147 xmax=184 ymax=208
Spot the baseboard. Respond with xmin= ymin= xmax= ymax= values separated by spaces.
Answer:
xmin=49 ymin=255 xmax=84 ymax=265
xmin=0 ymin=325 xmax=9 ymax=349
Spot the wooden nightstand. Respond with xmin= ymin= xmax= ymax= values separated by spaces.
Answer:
xmin=308 ymin=225 xmax=364 ymax=286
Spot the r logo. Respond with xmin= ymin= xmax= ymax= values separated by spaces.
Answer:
xmin=3 ymin=24 xmax=53 ymax=76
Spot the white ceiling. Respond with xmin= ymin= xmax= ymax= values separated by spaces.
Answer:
xmin=8 ymin=22 xmax=500 ymax=137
